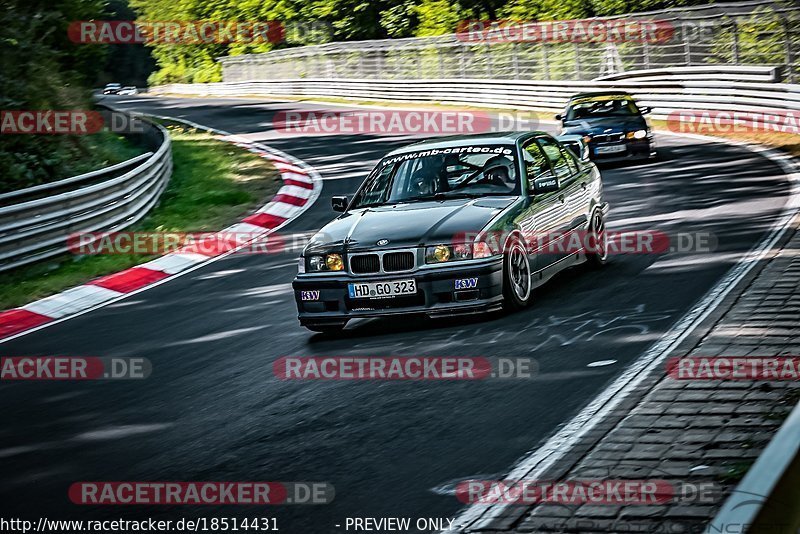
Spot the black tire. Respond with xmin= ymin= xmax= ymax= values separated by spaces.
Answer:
xmin=587 ymin=209 xmax=609 ymax=268
xmin=502 ymin=237 xmax=532 ymax=311
xmin=305 ymin=323 xmax=347 ymax=334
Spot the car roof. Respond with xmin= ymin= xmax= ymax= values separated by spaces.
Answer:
xmin=568 ymin=91 xmax=633 ymax=102
xmin=385 ymin=131 xmax=547 ymax=157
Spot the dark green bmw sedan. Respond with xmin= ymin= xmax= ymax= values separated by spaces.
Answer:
xmin=292 ymin=131 xmax=609 ymax=333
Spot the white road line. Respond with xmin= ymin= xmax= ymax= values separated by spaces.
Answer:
xmin=449 ymin=139 xmax=800 ymax=532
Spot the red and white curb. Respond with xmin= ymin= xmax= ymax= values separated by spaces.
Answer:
xmin=0 ymin=115 xmax=322 ymax=342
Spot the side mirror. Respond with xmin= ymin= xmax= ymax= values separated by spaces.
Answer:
xmin=554 ymin=114 xmax=562 ymax=121
xmin=640 ymin=106 xmax=652 ymax=115
xmin=331 ymin=196 xmax=348 ymax=212
xmin=532 ymin=175 xmax=560 ymax=195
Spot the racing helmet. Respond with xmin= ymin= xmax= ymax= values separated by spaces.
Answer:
xmin=483 ymin=155 xmax=515 ymax=187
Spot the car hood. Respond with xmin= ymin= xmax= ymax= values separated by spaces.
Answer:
xmin=561 ymin=115 xmax=647 ymax=136
xmin=305 ymin=197 xmax=516 ymax=254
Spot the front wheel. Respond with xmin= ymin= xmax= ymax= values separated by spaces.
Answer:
xmin=502 ymin=238 xmax=532 ymax=311
xmin=587 ymin=209 xmax=609 ymax=268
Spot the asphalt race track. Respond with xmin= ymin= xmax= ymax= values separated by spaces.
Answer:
xmin=0 ymin=96 xmax=792 ymax=533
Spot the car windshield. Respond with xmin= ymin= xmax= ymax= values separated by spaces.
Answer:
xmin=105 ymin=83 xmax=121 ymax=88
xmin=566 ymin=97 xmax=639 ymax=120
xmin=351 ymin=145 xmax=519 ymax=209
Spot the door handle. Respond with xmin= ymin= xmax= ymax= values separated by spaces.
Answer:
xmin=558 ymin=194 xmax=565 ymax=203
xmin=581 ymin=182 xmax=587 ymax=190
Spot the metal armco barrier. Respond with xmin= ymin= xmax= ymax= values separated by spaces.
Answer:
xmin=150 ymin=65 xmax=800 ymax=128
xmin=0 ymin=113 xmax=173 ymax=272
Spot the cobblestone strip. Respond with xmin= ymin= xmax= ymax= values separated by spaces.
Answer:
xmin=479 ymin=220 xmax=800 ymax=534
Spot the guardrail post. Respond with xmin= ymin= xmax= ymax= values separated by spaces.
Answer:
xmin=574 ymin=42 xmax=583 ymax=79
xmin=731 ymin=20 xmax=740 ymax=64
xmin=542 ymin=43 xmax=550 ymax=79
xmin=781 ymin=14 xmax=795 ymax=83
xmin=512 ymin=43 xmax=520 ymax=80
xmin=683 ymin=21 xmax=693 ymax=66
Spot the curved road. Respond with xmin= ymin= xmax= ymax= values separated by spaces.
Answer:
xmin=0 ymin=96 xmax=792 ymax=533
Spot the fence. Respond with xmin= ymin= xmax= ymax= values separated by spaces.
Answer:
xmin=219 ymin=0 xmax=800 ymax=83
xmin=152 ymin=66 xmax=800 ymax=133
xmin=0 ymin=111 xmax=173 ymax=272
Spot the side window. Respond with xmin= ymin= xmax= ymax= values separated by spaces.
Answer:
xmin=559 ymin=145 xmax=579 ymax=173
xmin=522 ymin=141 xmax=553 ymax=193
xmin=536 ymin=137 xmax=573 ymax=180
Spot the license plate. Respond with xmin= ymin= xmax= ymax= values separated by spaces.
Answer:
xmin=348 ymin=279 xmax=416 ymax=299
xmin=595 ymin=144 xmax=626 ymax=154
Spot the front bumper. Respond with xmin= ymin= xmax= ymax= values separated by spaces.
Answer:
xmin=292 ymin=257 xmax=504 ymax=325
xmin=589 ymin=138 xmax=653 ymax=161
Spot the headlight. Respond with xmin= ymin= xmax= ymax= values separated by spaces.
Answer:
xmin=307 ymin=253 xmax=345 ymax=272
xmin=426 ymin=245 xmax=453 ymax=263
xmin=473 ymin=242 xmax=494 ymax=258
xmin=425 ymin=238 xmax=503 ymax=264
xmin=627 ymin=129 xmax=647 ymax=139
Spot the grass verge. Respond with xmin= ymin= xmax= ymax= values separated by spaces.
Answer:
xmin=0 ymin=123 xmax=281 ymax=310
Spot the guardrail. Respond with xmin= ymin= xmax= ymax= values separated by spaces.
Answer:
xmin=151 ymin=65 xmax=800 ymax=130
xmin=0 ymin=111 xmax=173 ymax=272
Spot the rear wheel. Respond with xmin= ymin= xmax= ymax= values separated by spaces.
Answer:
xmin=502 ymin=238 xmax=532 ymax=311
xmin=587 ymin=209 xmax=608 ymax=268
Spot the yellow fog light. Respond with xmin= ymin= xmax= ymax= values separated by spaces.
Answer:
xmin=425 ymin=245 xmax=452 ymax=264
xmin=433 ymin=245 xmax=450 ymax=262
xmin=325 ymin=253 xmax=344 ymax=271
